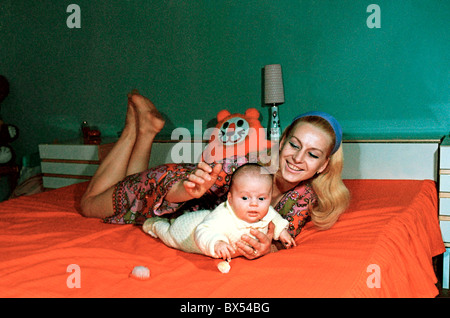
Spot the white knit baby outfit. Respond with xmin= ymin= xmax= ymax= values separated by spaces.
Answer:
xmin=143 ymin=200 xmax=289 ymax=258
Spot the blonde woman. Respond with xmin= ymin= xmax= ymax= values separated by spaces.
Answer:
xmin=80 ymin=93 xmax=350 ymax=259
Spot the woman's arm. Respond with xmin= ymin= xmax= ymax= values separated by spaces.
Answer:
xmin=165 ymin=162 xmax=222 ymax=203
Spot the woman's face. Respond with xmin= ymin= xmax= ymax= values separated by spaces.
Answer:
xmin=277 ymin=122 xmax=332 ymax=187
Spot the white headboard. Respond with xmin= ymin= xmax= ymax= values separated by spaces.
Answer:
xmin=341 ymin=140 xmax=440 ymax=180
xmin=149 ymin=138 xmax=442 ymax=181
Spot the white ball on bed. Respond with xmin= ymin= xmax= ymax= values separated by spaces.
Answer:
xmin=217 ymin=261 xmax=231 ymax=273
xmin=130 ymin=266 xmax=151 ymax=280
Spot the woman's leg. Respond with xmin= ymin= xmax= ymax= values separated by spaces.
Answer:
xmin=80 ymin=93 xmax=165 ymax=218
xmin=126 ymin=94 xmax=165 ymax=175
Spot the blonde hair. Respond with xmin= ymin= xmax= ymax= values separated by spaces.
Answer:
xmin=280 ymin=116 xmax=350 ymax=230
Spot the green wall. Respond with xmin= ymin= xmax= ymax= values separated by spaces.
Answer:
xmin=1 ymin=0 xmax=449 ymax=164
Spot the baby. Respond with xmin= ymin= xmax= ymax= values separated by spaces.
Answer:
xmin=143 ymin=163 xmax=296 ymax=260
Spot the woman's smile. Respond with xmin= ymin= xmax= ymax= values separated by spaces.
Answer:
xmin=286 ymin=161 xmax=304 ymax=172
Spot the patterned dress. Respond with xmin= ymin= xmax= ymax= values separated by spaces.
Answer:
xmin=104 ymin=155 xmax=316 ymax=238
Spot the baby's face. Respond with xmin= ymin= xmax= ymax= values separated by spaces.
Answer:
xmin=227 ymin=176 xmax=272 ymax=223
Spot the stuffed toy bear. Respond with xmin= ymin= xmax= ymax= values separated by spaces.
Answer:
xmin=202 ymin=108 xmax=272 ymax=165
xmin=0 ymin=121 xmax=19 ymax=165
xmin=0 ymin=75 xmax=19 ymax=165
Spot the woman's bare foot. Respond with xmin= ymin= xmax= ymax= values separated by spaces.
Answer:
xmin=128 ymin=93 xmax=165 ymax=137
xmin=124 ymin=91 xmax=166 ymax=175
xmin=120 ymin=101 xmax=137 ymax=140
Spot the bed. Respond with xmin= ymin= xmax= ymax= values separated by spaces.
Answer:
xmin=0 ymin=140 xmax=446 ymax=298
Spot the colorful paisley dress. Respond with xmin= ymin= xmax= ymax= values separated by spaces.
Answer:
xmin=104 ymin=155 xmax=316 ymax=238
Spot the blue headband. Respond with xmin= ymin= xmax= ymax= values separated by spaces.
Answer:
xmin=292 ymin=111 xmax=343 ymax=155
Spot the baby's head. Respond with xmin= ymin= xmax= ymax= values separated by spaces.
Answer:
xmin=227 ymin=163 xmax=273 ymax=223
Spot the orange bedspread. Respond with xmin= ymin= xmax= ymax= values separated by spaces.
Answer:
xmin=0 ymin=179 xmax=445 ymax=298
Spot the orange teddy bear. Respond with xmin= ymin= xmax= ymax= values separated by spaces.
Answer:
xmin=202 ymin=108 xmax=272 ymax=164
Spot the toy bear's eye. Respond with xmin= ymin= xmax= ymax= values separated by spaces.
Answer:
xmin=222 ymin=122 xmax=229 ymax=129
xmin=237 ymin=119 xmax=244 ymax=127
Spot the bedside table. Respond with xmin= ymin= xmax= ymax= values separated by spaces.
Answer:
xmin=38 ymin=138 xmax=205 ymax=190
xmin=439 ymin=135 xmax=450 ymax=289
xmin=38 ymin=138 xmax=116 ymax=189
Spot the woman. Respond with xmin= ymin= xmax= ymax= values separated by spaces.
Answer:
xmin=80 ymin=92 xmax=350 ymax=259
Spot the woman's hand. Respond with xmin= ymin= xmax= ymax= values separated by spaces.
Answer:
xmin=183 ymin=162 xmax=222 ymax=199
xmin=235 ymin=222 xmax=275 ymax=259
xmin=166 ymin=162 xmax=222 ymax=203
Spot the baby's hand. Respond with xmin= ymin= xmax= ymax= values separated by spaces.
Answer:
xmin=279 ymin=230 xmax=296 ymax=249
xmin=214 ymin=241 xmax=236 ymax=260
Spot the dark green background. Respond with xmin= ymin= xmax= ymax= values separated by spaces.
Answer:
xmin=1 ymin=0 xmax=449 ymax=164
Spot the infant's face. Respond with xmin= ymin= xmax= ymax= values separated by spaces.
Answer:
xmin=227 ymin=176 xmax=272 ymax=223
